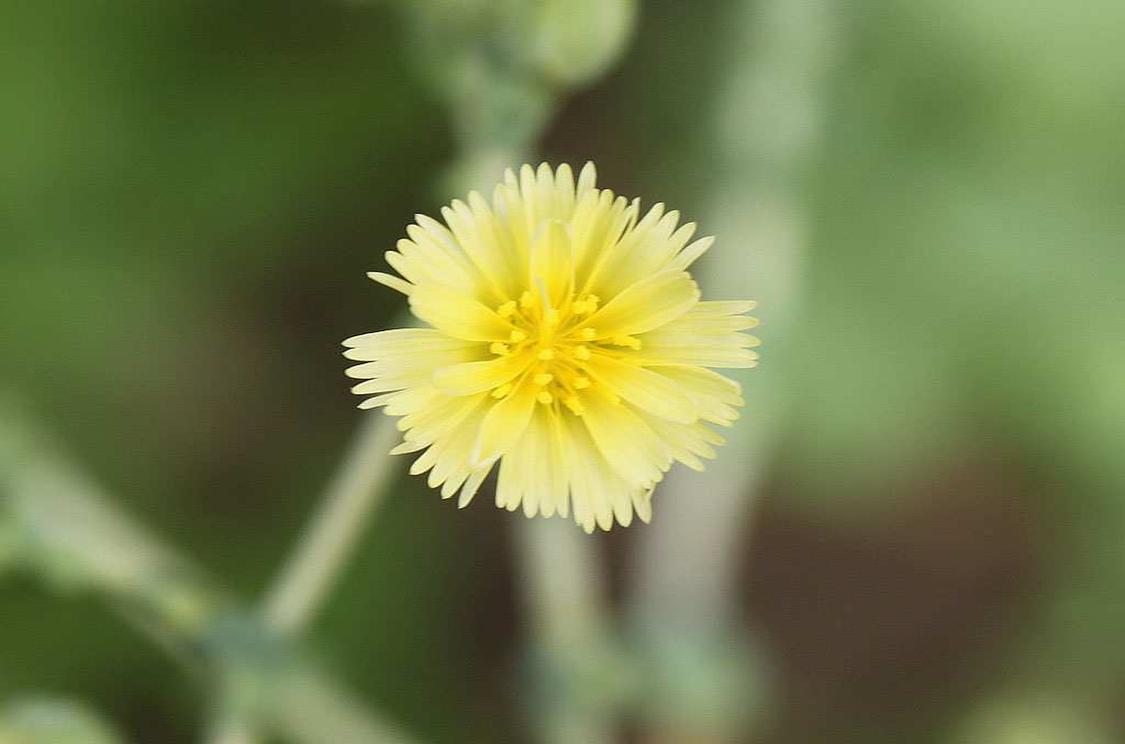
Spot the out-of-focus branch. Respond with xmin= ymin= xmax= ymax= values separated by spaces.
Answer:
xmin=628 ymin=0 xmax=839 ymax=740
xmin=0 ymin=401 xmax=416 ymax=744
xmin=514 ymin=519 xmax=633 ymax=744
xmin=1 ymin=402 xmax=223 ymax=649
xmin=262 ymin=414 xmax=402 ymax=638
xmin=0 ymin=697 xmax=126 ymax=744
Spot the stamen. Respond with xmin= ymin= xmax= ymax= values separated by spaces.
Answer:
xmin=564 ymin=396 xmax=586 ymax=416
xmin=510 ymin=329 xmax=528 ymax=343
xmin=533 ymin=373 xmax=554 ymax=386
xmin=489 ymin=342 xmax=510 ymax=355
xmin=536 ymin=391 xmax=554 ymax=405
xmin=537 ymin=348 xmax=556 ymax=361
xmin=497 ymin=301 xmax=517 ymax=318
xmin=572 ymin=345 xmax=591 ymax=360
xmin=572 ymin=376 xmax=591 ymax=389
xmin=491 ymin=383 xmax=513 ymax=399
xmin=572 ymin=294 xmax=600 ymax=315
xmin=580 ymin=327 xmax=597 ymax=341
xmin=519 ymin=290 xmax=535 ymax=310
xmin=610 ymin=335 xmax=642 ymax=349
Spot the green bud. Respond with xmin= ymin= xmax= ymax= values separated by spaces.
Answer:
xmin=532 ymin=0 xmax=636 ymax=88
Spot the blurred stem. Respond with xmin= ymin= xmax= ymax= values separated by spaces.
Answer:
xmin=628 ymin=0 xmax=838 ymax=739
xmin=261 ymin=414 xmax=402 ymax=637
xmin=0 ymin=403 xmax=416 ymax=744
xmin=514 ymin=519 xmax=624 ymax=744
xmin=206 ymin=721 xmax=257 ymax=744
xmin=270 ymin=664 xmax=419 ymax=744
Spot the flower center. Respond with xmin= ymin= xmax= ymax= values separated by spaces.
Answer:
xmin=488 ymin=289 xmax=641 ymax=415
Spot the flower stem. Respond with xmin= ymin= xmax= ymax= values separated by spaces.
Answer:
xmin=205 ymin=719 xmax=257 ymax=744
xmin=261 ymin=414 xmax=402 ymax=637
xmin=1 ymin=402 xmax=416 ymax=744
xmin=514 ymin=518 xmax=624 ymax=744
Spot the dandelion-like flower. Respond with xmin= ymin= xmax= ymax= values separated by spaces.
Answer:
xmin=344 ymin=163 xmax=759 ymax=532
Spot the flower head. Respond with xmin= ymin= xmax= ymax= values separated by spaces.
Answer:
xmin=344 ymin=163 xmax=758 ymax=532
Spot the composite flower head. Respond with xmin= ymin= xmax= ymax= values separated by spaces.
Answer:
xmin=344 ymin=163 xmax=759 ymax=532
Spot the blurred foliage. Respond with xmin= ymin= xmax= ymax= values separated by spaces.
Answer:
xmin=0 ymin=697 xmax=124 ymax=744
xmin=3 ymin=0 xmax=1125 ymax=742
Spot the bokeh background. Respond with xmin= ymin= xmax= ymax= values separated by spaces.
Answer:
xmin=3 ymin=0 xmax=1125 ymax=742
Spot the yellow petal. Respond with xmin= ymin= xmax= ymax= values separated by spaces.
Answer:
xmin=367 ymin=271 xmax=413 ymax=295
xmin=583 ymin=354 xmax=699 ymax=424
xmin=669 ymin=236 xmax=714 ymax=271
xmin=528 ymin=219 xmax=573 ymax=306
xmin=433 ymin=354 xmax=529 ymax=396
xmin=561 ymin=413 xmax=625 ymax=531
xmin=471 ymin=382 xmax=538 ymax=467
xmin=579 ymin=388 xmax=669 ymax=488
xmin=409 ymin=285 xmax=512 ymax=341
xmin=457 ymin=466 xmax=492 ymax=508
xmin=583 ymin=270 xmax=699 ymax=338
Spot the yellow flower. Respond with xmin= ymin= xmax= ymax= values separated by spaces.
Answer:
xmin=343 ymin=163 xmax=759 ymax=532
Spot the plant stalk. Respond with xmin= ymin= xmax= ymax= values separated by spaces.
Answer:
xmin=628 ymin=0 xmax=839 ymax=739
xmin=261 ymin=414 xmax=402 ymax=638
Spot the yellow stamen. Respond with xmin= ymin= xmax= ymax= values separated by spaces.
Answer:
xmin=491 ymin=383 xmax=513 ymax=399
xmin=497 ymin=301 xmax=517 ymax=318
xmin=573 ymin=295 xmax=600 ymax=315
xmin=564 ymin=396 xmax=585 ymax=416
xmin=537 ymin=348 xmax=556 ymax=361
xmin=519 ymin=290 xmax=535 ymax=309
xmin=536 ymin=391 xmax=554 ymax=405
xmin=489 ymin=342 xmax=510 ymax=355
xmin=611 ymin=335 xmax=642 ymax=349
xmin=534 ymin=373 xmax=554 ymax=386
xmin=572 ymin=376 xmax=591 ymax=389
xmin=509 ymin=329 xmax=528 ymax=343
xmin=573 ymin=345 xmax=591 ymax=360
xmin=580 ymin=327 xmax=597 ymax=341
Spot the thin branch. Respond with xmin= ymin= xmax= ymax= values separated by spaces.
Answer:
xmin=261 ymin=414 xmax=402 ymax=638
xmin=0 ymin=404 xmax=416 ymax=744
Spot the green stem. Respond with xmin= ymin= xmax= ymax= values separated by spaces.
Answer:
xmin=261 ymin=414 xmax=402 ymax=638
xmin=514 ymin=518 xmax=624 ymax=744
xmin=0 ymin=403 xmax=415 ymax=744
xmin=206 ymin=721 xmax=258 ymax=744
